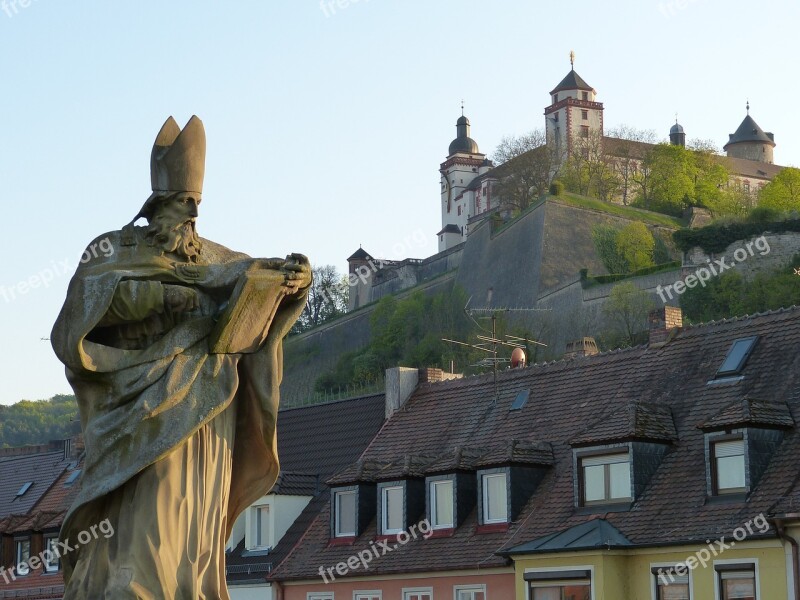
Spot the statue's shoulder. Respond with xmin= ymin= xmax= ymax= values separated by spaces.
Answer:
xmin=198 ymin=237 xmax=252 ymax=264
xmin=78 ymin=230 xmax=124 ymax=266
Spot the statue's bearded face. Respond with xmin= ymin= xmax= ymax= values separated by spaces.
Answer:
xmin=144 ymin=194 xmax=202 ymax=262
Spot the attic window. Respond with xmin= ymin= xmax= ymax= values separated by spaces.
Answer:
xmin=717 ymin=336 xmax=758 ymax=377
xmin=16 ymin=482 xmax=33 ymax=497
xmin=510 ymin=390 xmax=530 ymax=411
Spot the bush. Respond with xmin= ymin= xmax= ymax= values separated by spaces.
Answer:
xmin=549 ymin=180 xmax=565 ymax=196
xmin=748 ymin=206 xmax=782 ymax=223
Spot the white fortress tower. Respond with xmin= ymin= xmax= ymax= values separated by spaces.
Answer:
xmin=544 ymin=52 xmax=604 ymax=159
xmin=438 ymin=109 xmax=492 ymax=252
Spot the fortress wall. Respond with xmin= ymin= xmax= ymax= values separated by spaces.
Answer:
xmin=684 ymin=232 xmax=800 ymax=281
xmin=455 ymin=203 xmax=547 ymax=309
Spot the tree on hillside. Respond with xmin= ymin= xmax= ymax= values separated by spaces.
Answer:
xmin=638 ymin=144 xmax=695 ymax=215
xmin=692 ymin=149 xmax=739 ymax=216
xmin=759 ymin=167 xmax=800 ymax=212
xmin=592 ymin=223 xmax=656 ymax=275
xmin=616 ymin=222 xmax=656 ymax=272
xmin=314 ymin=287 xmax=480 ymax=393
xmin=592 ymin=225 xmax=628 ymax=274
xmin=492 ymin=129 xmax=563 ymax=211
xmin=606 ymin=125 xmax=657 ymax=205
xmin=0 ymin=394 xmax=80 ymax=448
xmin=292 ymin=265 xmax=349 ymax=334
xmin=602 ymin=282 xmax=655 ymax=348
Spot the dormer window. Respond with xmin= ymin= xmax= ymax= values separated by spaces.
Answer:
xmin=479 ymin=470 xmax=509 ymax=524
xmin=579 ymin=452 xmax=631 ymax=505
xmin=334 ymin=488 xmax=357 ymax=537
xmin=552 ymin=94 xmax=558 ymax=103
xmin=711 ymin=437 xmax=746 ymax=494
xmin=381 ymin=484 xmax=404 ymax=535
xmin=15 ymin=538 xmax=30 ymax=576
xmin=430 ymin=479 xmax=454 ymax=529
xmin=247 ymin=504 xmax=271 ymax=550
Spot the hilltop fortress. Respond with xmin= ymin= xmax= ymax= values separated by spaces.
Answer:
xmin=280 ymin=62 xmax=795 ymax=404
xmin=348 ymin=62 xmax=785 ymax=311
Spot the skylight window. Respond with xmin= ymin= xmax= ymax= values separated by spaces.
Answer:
xmin=65 ymin=470 xmax=81 ymax=486
xmin=510 ymin=390 xmax=530 ymax=411
xmin=16 ymin=482 xmax=33 ymax=497
xmin=717 ymin=336 xmax=758 ymax=377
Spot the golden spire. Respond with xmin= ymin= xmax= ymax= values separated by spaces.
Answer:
xmin=570 ymin=50 xmax=575 ymax=69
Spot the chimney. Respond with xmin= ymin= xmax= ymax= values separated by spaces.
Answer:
xmin=564 ymin=337 xmax=599 ymax=359
xmin=385 ymin=367 xmax=419 ymax=419
xmin=649 ymin=306 xmax=683 ymax=347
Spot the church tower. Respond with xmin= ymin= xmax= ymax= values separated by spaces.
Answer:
xmin=723 ymin=102 xmax=775 ymax=164
xmin=544 ymin=52 xmax=604 ymax=160
xmin=438 ymin=107 xmax=489 ymax=252
xmin=670 ymin=119 xmax=686 ymax=147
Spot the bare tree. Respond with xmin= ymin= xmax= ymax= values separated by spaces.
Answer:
xmin=606 ymin=125 xmax=657 ymax=205
xmin=293 ymin=265 xmax=349 ymax=333
xmin=563 ymin=130 xmax=607 ymax=196
xmin=491 ymin=129 xmax=565 ymax=211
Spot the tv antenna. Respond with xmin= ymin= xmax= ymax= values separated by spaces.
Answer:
xmin=442 ymin=297 xmax=549 ymax=403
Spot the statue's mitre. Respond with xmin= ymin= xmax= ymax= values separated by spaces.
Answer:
xmin=137 ymin=115 xmax=206 ymax=220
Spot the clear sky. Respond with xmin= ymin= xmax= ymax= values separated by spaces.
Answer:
xmin=1 ymin=0 xmax=798 ymax=404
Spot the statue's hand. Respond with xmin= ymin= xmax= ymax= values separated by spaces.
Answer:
xmin=163 ymin=284 xmax=200 ymax=314
xmin=282 ymin=254 xmax=312 ymax=293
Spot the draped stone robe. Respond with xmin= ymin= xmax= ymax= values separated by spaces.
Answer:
xmin=51 ymin=228 xmax=307 ymax=599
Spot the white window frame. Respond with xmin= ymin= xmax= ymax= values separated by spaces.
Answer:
xmin=334 ymin=489 xmax=357 ymax=537
xmin=431 ymin=479 xmax=455 ymax=529
xmin=481 ymin=472 xmax=508 ymax=525
xmin=43 ymin=534 xmax=60 ymax=573
xmin=524 ymin=565 xmax=595 ymax=600
xmin=308 ymin=593 xmax=334 ymax=600
xmin=454 ymin=584 xmax=486 ymax=600
xmin=713 ymin=559 xmax=759 ymax=600
xmin=247 ymin=503 xmax=271 ymax=550
xmin=15 ymin=537 xmax=31 ymax=576
xmin=381 ymin=484 xmax=404 ymax=535
xmin=651 ymin=561 xmax=693 ymax=600
xmin=579 ymin=451 xmax=632 ymax=505
xmin=403 ymin=588 xmax=433 ymax=600
xmin=354 ymin=592 xmax=382 ymax=600
xmin=711 ymin=438 xmax=747 ymax=495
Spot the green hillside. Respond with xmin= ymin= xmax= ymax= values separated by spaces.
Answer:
xmin=0 ymin=394 xmax=80 ymax=448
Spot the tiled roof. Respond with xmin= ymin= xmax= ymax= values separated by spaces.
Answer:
xmin=700 ymin=397 xmax=794 ymax=431
xmin=725 ymin=114 xmax=775 ymax=148
xmin=571 ymin=402 xmax=677 ymax=445
xmin=276 ymin=393 xmax=386 ymax=476
xmin=271 ymin=472 xmax=320 ymax=496
xmin=550 ymin=69 xmax=594 ymax=94
xmin=0 ymin=452 xmax=68 ymax=519
xmin=227 ymin=393 xmax=386 ymax=584
xmin=347 ymin=247 xmax=372 ymax=261
xmin=272 ymin=307 xmax=800 ymax=581
xmin=475 ymin=439 xmax=554 ymax=468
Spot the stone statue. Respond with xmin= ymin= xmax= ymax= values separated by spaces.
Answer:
xmin=51 ymin=116 xmax=311 ymax=599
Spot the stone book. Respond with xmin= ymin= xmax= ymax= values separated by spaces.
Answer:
xmin=209 ymin=269 xmax=288 ymax=354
